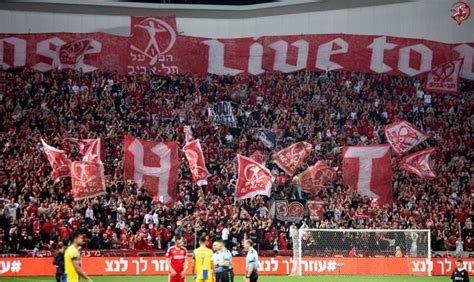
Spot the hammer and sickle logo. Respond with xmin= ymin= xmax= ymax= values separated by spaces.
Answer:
xmin=432 ymin=62 xmax=455 ymax=82
xmin=395 ymin=125 xmax=419 ymax=147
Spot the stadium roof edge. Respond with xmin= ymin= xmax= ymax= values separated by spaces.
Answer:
xmin=0 ymin=0 xmax=415 ymax=18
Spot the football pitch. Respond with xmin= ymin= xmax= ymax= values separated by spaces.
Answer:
xmin=1 ymin=276 xmax=448 ymax=282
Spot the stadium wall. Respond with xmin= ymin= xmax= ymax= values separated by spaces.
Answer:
xmin=0 ymin=0 xmax=472 ymax=43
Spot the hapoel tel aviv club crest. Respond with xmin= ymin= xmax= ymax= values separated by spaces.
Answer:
xmin=451 ymin=1 xmax=471 ymax=25
xmin=130 ymin=17 xmax=177 ymax=66
xmin=235 ymin=155 xmax=272 ymax=200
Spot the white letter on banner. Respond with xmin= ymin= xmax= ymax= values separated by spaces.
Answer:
xmin=73 ymin=39 xmax=102 ymax=73
xmin=0 ymin=37 xmax=26 ymax=70
xmin=248 ymin=38 xmax=264 ymax=75
xmin=269 ymin=40 xmax=309 ymax=73
xmin=127 ymin=140 xmax=172 ymax=203
xmin=202 ymin=39 xmax=242 ymax=75
xmin=344 ymin=146 xmax=389 ymax=198
xmin=398 ymin=44 xmax=432 ymax=76
xmin=367 ymin=36 xmax=397 ymax=73
xmin=454 ymin=44 xmax=474 ymax=80
xmin=33 ymin=37 xmax=66 ymax=72
xmin=316 ymin=38 xmax=348 ymax=71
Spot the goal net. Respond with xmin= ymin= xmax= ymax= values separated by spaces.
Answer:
xmin=292 ymin=229 xmax=431 ymax=276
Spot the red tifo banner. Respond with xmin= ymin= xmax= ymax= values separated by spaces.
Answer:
xmin=0 ymin=257 xmax=472 ymax=276
xmin=123 ymin=135 xmax=179 ymax=205
xmin=71 ymin=161 xmax=106 ymax=200
xmin=1 ymin=16 xmax=473 ymax=82
xmin=343 ymin=145 xmax=393 ymax=205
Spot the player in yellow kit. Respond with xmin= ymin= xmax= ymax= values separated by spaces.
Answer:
xmin=64 ymin=232 xmax=93 ymax=282
xmin=192 ymin=236 xmax=214 ymax=282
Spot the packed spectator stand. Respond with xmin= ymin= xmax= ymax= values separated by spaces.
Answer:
xmin=0 ymin=68 xmax=472 ymax=257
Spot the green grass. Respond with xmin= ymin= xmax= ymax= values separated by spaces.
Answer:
xmin=1 ymin=275 xmax=447 ymax=282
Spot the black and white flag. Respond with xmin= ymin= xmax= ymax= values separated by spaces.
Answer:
xmin=208 ymin=101 xmax=237 ymax=127
xmin=257 ymin=128 xmax=277 ymax=149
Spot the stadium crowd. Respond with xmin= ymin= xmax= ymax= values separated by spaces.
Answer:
xmin=0 ymin=68 xmax=472 ymax=256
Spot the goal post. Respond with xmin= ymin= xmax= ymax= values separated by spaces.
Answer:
xmin=292 ymin=228 xmax=431 ymax=276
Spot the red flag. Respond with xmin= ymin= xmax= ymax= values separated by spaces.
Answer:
xmin=343 ymin=145 xmax=392 ymax=205
xmin=272 ymin=141 xmax=312 ymax=175
xmin=235 ymin=154 xmax=272 ymax=201
xmin=298 ymin=161 xmax=336 ymax=195
xmin=66 ymin=138 xmax=104 ymax=164
xmin=425 ymin=59 xmax=463 ymax=94
xmin=71 ymin=161 xmax=106 ymax=200
xmin=59 ymin=39 xmax=95 ymax=65
xmin=306 ymin=200 xmax=325 ymax=221
xmin=183 ymin=139 xmax=209 ymax=186
xmin=41 ymin=138 xmax=71 ymax=181
xmin=183 ymin=125 xmax=194 ymax=144
xmin=124 ymin=135 xmax=179 ymax=205
xmin=400 ymin=147 xmax=437 ymax=179
xmin=384 ymin=120 xmax=430 ymax=155
xmin=250 ymin=150 xmax=264 ymax=164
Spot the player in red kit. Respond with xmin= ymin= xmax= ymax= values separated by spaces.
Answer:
xmin=166 ymin=235 xmax=188 ymax=282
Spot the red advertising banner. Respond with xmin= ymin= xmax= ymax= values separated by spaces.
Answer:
xmin=0 ymin=257 xmax=472 ymax=276
xmin=0 ymin=16 xmax=473 ymax=81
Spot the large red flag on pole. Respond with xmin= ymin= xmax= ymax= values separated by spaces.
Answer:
xmin=41 ymin=138 xmax=71 ymax=181
xmin=298 ymin=161 xmax=336 ymax=195
xmin=272 ymin=141 xmax=312 ymax=175
xmin=235 ymin=154 xmax=272 ymax=201
xmin=124 ymin=135 xmax=179 ymax=205
xmin=400 ymin=147 xmax=437 ymax=179
xmin=183 ymin=139 xmax=209 ymax=186
xmin=65 ymin=138 xmax=104 ymax=164
xmin=343 ymin=145 xmax=393 ymax=205
xmin=384 ymin=120 xmax=430 ymax=155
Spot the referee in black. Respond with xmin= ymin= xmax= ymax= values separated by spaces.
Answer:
xmin=213 ymin=240 xmax=234 ymax=282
